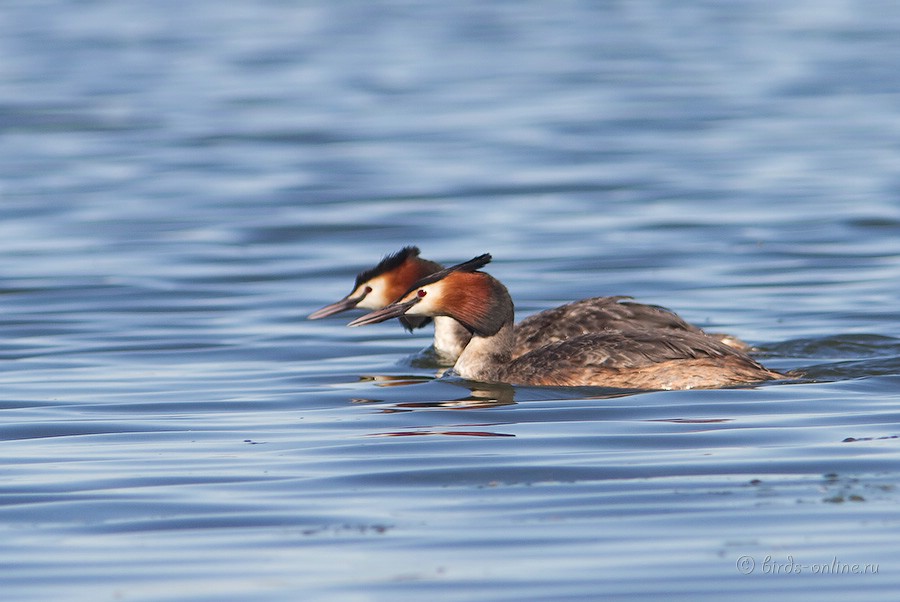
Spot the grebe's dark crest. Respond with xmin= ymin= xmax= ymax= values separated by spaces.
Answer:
xmin=349 ymin=256 xmax=784 ymax=390
xmin=353 ymin=246 xmax=425 ymax=292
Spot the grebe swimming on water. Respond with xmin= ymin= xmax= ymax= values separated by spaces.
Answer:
xmin=348 ymin=255 xmax=784 ymax=390
xmin=308 ymin=247 xmax=749 ymax=362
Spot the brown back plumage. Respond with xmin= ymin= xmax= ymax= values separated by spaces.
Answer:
xmin=502 ymin=328 xmax=781 ymax=389
xmin=513 ymin=296 xmax=709 ymax=357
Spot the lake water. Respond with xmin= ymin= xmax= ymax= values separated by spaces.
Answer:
xmin=1 ymin=1 xmax=899 ymax=600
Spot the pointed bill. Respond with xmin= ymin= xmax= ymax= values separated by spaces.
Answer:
xmin=307 ymin=294 xmax=366 ymax=319
xmin=348 ymin=299 xmax=419 ymax=327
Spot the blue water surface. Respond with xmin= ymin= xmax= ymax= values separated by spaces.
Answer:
xmin=1 ymin=1 xmax=899 ymax=601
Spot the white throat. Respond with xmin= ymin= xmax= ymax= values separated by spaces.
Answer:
xmin=432 ymin=316 xmax=471 ymax=361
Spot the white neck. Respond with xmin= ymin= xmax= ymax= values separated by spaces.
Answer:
xmin=452 ymin=323 xmax=515 ymax=382
xmin=432 ymin=316 xmax=471 ymax=360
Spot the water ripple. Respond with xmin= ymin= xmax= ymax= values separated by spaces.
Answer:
xmin=1 ymin=1 xmax=899 ymax=601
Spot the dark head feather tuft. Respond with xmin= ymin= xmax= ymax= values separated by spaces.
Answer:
xmin=401 ymin=253 xmax=492 ymax=296
xmin=354 ymin=246 xmax=421 ymax=289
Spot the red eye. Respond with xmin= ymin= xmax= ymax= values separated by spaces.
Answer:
xmin=417 ymin=289 xmax=427 ymax=298
xmin=364 ymin=286 xmax=373 ymax=294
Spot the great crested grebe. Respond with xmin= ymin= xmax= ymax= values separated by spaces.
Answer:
xmin=348 ymin=255 xmax=784 ymax=390
xmin=309 ymin=247 xmax=748 ymax=362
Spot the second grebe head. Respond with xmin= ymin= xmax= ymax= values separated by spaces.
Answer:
xmin=307 ymin=246 xmax=441 ymax=319
xmin=348 ymin=253 xmax=510 ymax=336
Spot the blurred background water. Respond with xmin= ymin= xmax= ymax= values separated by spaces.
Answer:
xmin=1 ymin=1 xmax=899 ymax=600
